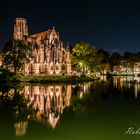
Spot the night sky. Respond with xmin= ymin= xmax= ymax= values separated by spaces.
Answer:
xmin=0 ymin=0 xmax=140 ymax=53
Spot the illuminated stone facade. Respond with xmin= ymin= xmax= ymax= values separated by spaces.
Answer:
xmin=13 ymin=18 xmax=72 ymax=75
xmin=14 ymin=18 xmax=28 ymax=40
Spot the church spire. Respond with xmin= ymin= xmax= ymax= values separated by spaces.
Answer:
xmin=13 ymin=17 xmax=28 ymax=40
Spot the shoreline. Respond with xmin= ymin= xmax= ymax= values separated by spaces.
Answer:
xmin=0 ymin=75 xmax=98 ymax=83
xmin=21 ymin=75 xmax=97 ymax=83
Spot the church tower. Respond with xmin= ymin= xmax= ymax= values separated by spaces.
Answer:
xmin=13 ymin=18 xmax=28 ymax=40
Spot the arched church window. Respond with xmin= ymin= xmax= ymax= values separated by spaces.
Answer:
xmin=62 ymin=64 xmax=65 ymax=71
xmin=39 ymin=64 xmax=41 ymax=73
xmin=56 ymin=65 xmax=59 ymax=70
xmin=39 ymin=54 xmax=41 ymax=63
xmin=35 ymin=55 xmax=37 ymax=63
xmin=30 ymin=63 xmax=34 ymax=74
xmin=45 ymin=65 xmax=48 ymax=73
xmin=50 ymin=65 xmax=54 ymax=70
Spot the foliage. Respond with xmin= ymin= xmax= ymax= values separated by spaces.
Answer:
xmin=97 ymin=49 xmax=110 ymax=64
xmin=97 ymin=49 xmax=110 ymax=74
xmin=71 ymin=42 xmax=101 ymax=75
xmin=1 ymin=86 xmax=32 ymax=122
xmin=2 ymin=39 xmax=32 ymax=76
xmin=109 ymin=52 xmax=122 ymax=66
xmin=0 ymin=69 xmax=14 ymax=82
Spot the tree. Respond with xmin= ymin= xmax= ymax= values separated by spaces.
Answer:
xmin=97 ymin=49 xmax=110 ymax=64
xmin=2 ymin=39 xmax=32 ymax=76
xmin=71 ymin=42 xmax=101 ymax=75
xmin=109 ymin=52 xmax=122 ymax=71
xmin=97 ymin=49 xmax=110 ymax=74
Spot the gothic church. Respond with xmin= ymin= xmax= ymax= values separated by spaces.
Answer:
xmin=13 ymin=18 xmax=72 ymax=75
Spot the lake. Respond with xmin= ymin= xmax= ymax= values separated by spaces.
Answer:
xmin=0 ymin=76 xmax=140 ymax=140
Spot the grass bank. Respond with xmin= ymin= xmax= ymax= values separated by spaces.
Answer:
xmin=20 ymin=75 xmax=97 ymax=83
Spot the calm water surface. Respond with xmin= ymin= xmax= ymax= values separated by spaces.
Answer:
xmin=0 ymin=76 xmax=140 ymax=140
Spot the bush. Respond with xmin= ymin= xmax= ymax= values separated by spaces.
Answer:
xmin=0 ymin=69 xmax=14 ymax=82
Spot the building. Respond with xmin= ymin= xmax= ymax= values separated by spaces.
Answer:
xmin=112 ymin=62 xmax=140 ymax=75
xmin=13 ymin=18 xmax=72 ymax=75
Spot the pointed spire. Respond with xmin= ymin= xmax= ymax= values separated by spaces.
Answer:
xmin=66 ymin=42 xmax=70 ymax=51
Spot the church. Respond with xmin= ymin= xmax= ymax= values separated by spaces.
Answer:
xmin=13 ymin=18 xmax=72 ymax=75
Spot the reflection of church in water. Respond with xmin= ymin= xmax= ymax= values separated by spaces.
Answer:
xmin=13 ymin=18 xmax=72 ymax=75
xmin=24 ymin=85 xmax=72 ymax=127
xmin=14 ymin=85 xmax=72 ymax=136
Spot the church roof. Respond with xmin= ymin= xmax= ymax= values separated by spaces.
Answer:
xmin=28 ymin=28 xmax=58 ymax=43
xmin=29 ymin=30 xmax=51 ymax=38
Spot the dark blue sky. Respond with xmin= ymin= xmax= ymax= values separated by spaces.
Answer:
xmin=0 ymin=0 xmax=140 ymax=53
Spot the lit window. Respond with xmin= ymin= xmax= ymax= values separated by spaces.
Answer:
xmin=50 ymin=65 xmax=53 ymax=70
xmin=56 ymin=65 xmax=59 ymax=70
